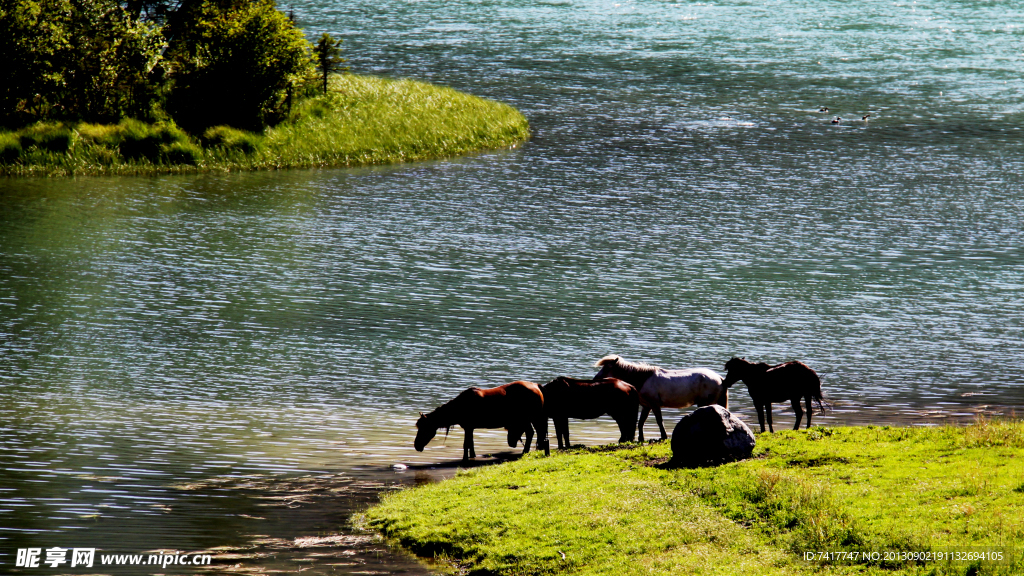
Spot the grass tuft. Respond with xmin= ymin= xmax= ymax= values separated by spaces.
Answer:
xmin=0 ymin=133 xmax=22 ymax=163
xmin=17 ymin=123 xmax=76 ymax=153
xmin=202 ymin=125 xmax=260 ymax=154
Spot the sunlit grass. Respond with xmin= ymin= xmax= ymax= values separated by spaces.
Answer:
xmin=364 ymin=420 xmax=1024 ymax=576
xmin=0 ymin=74 xmax=529 ymax=177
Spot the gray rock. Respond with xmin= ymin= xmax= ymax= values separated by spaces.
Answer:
xmin=670 ymin=405 xmax=755 ymax=466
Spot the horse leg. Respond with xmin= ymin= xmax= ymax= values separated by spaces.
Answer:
xmin=653 ymin=406 xmax=668 ymax=440
xmin=559 ymin=417 xmax=569 ymax=449
xmin=719 ymin=387 xmax=729 ymax=409
xmin=765 ymin=403 xmax=775 ymax=433
xmin=791 ymin=397 xmax=803 ymax=430
xmin=805 ymin=395 xmax=813 ymax=429
xmin=638 ymin=406 xmax=651 ymax=443
xmin=614 ymin=411 xmax=633 ymax=443
xmin=533 ymin=417 xmax=550 ymax=456
xmin=755 ymin=403 xmax=766 ymax=433
xmin=523 ymin=423 xmax=534 ymax=454
xmin=464 ymin=428 xmax=474 ymax=460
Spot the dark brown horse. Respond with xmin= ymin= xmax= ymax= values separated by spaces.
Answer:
xmin=722 ymin=357 xmax=824 ymax=433
xmin=414 ymin=380 xmax=549 ymax=460
xmin=541 ymin=377 xmax=639 ymax=449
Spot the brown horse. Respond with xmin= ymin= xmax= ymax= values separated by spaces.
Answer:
xmin=541 ymin=377 xmax=639 ymax=449
xmin=414 ymin=380 xmax=549 ymax=460
xmin=722 ymin=357 xmax=825 ymax=433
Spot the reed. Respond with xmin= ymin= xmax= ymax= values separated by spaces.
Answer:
xmin=0 ymin=74 xmax=529 ymax=177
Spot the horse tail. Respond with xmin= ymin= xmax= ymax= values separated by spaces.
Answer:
xmin=622 ymin=383 xmax=640 ymax=442
xmin=812 ymin=370 xmax=828 ymax=412
xmin=708 ymin=372 xmax=728 ymax=409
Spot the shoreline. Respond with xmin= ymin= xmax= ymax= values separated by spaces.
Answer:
xmin=364 ymin=420 xmax=1024 ymax=576
xmin=0 ymin=74 xmax=529 ymax=178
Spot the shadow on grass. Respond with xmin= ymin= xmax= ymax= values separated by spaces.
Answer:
xmin=400 ymin=451 xmax=526 ymax=470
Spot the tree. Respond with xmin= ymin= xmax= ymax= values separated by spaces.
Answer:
xmin=1 ymin=0 xmax=318 ymax=132
xmin=163 ymin=0 xmax=311 ymax=131
xmin=0 ymin=0 xmax=163 ymax=127
xmin=0 ymin=0 xmax=67 ymax=126
xmin=313 ymin=32 xmax=346 ymax=96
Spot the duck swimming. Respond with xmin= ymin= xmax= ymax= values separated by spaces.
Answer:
xmin=831 ymin=116 xmax=841 ymax=124
xmin=819 ymin=106 xmax=829 ymax=112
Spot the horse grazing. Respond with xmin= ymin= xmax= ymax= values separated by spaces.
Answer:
xmin=541 ymin=377 xmax=639 ymax=449
xmin=593 ymin=355 xmax=728 ymax=442
xmin=414 ymin=381 xmax=549 ymax=460
xmin=722 ymin=357 xmax=824 ymax=433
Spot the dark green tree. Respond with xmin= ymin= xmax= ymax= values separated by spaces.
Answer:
xmin=163 ymin=0 xmax=311 ymax=131
xmin=0 ymin=0 xmax=163 ymax=127
xmin=0 ymin=0 xmax=67 ymax=126
xmin=312 ymin=32 xmax=346 ymax=95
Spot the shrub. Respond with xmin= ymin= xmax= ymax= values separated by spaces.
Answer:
xmin=0 ymin=133 xmax=23 ymax=163
xmin=118 ymin=119 xmax=190 ymax=161
xmin=77 ymin=123 xmax=124 ymax=147
xmin=202 ymin=125 xmax=260 ymax=154
xmin=118 ymin=118 xmax=161 ymax=160
xmin=161 ymin=141 xmax=202 ymax=165
xmin=17 ymin=123 xmax=75 ymax=153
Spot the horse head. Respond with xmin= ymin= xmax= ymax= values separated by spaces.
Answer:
xmin=722 ymin=357 xmax=751 ymax=388
xmin=542 ymin=376 xmax=571 ymax=390
xmin=414 ymin=412 xmax=439 ymax=452
xmin=594 ymin=354 xmax=655 ymax=389
xmin=593 ymin=354 xmax=621 ymax=380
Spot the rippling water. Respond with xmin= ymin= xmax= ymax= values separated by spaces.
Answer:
xmin=2 ymin=0 xmax=1023 ymax=572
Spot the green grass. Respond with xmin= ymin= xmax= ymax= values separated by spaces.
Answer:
xmin=0 ymin=74 xmax=529 ymax=177
xmin=363 ymin=420 xmax=1024 ymax=576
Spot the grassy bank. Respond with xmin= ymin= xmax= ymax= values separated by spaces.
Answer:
xmin=365 ymin=421 xmax=1024 ymax=576
xmin=0 ymin=74 xmax=529 ymax=177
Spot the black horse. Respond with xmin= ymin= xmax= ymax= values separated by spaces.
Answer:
xmin=722 ymin=357 xmax=825 ymax=433
xmin=541 ymin=377 xmax=639 ymax=449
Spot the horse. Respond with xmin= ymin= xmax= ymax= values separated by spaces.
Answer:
xmin=722 ymin=357 xmax=825 ymax=433
xmin=541 ymin=377 xmax=639 ymax=449
xmin=593 ymin=355 xmax=728 ymax=442
xmin=414 ymin=380 xmax=550 ymax=460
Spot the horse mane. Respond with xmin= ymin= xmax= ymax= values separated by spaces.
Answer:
xmin=726 ymin=357 xmax=770 ymax=373
xmin=594 ymin=354 xmax=657 ymax=379
xmin=423 ymin=392 xmax=471 ymax=428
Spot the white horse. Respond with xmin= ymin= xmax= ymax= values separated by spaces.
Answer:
xmin=594 ymin=354 xmax=728 ymax=442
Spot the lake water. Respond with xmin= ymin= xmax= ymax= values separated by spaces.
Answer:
xmin=2 ymin=0 xmax=1023 ymax=573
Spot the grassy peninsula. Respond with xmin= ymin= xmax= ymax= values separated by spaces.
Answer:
xmin=0 ymin=74 xmax=529 ymax=177
xmin=365 ymin=421 xmax=1024 ymax=576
